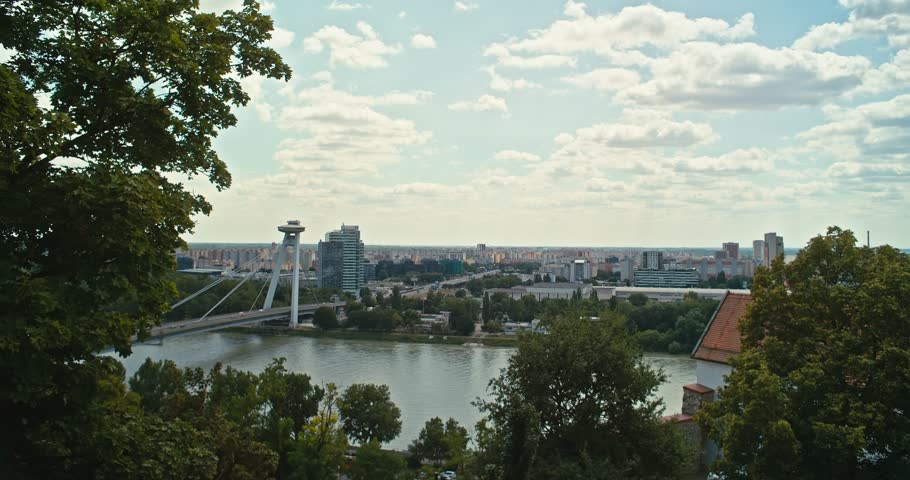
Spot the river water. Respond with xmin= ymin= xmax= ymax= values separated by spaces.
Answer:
xmin=112 ymin=333 xmax=695 ymax=450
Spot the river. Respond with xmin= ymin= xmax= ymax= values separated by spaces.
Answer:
xmin=113 ymin=332 xmax=695 ymax=450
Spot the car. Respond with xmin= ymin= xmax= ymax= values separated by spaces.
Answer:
xmin=436 ymin=472 xmax=456 ymax=480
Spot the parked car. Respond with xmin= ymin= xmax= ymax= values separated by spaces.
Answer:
xmin=436 ymin=472 xmax=456 ymax=480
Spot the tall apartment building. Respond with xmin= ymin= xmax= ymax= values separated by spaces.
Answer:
xmin=722 ymin=242 xmax=740 ymax=261
xmin=752 ymin=240 xmax=766 ymax=265
xmin=641 ymin=251 xmax=664 ymax=270
xmin=569 ymin=259 xmax=593 ymax=283
xmin=763 ymin=232 xmax=784 ymax=264
xmin=317 ymin=240 xmax=344 ymax=291
xmin=318 ymin=224 xmax=364 ymax=294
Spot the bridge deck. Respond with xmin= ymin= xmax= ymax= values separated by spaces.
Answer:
xmin=140 ymin=303 xmax=345 ymax=343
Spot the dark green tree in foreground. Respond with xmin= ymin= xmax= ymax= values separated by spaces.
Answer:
xmin=0 ymin=0 xmax=290 ymax=475
xmin=338 ymin=384 xmax=402 ymax=445
xmin=346 ymin=440 xmax=406 ymax=480
xmin=313 ymin=306 xmax=339 ymax=329
xmin=699 ymin=227 xmax=910 ymax=479
xmin=474 ymin=313 xmax=689 ymax=479
xmin=409 ymin=417 xmax=470 ymax=469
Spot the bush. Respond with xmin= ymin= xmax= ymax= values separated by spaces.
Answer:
xmin=313 ymin=306 xmax=339 ymax=329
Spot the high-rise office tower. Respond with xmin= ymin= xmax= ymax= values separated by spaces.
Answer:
xmin=641 ymin=251 xmax=663 ymax=270
xmin=752 ymin=240 xmax=766 ymax=265
xmin=763 ymin=232 xmax=784 ymax=264
xmin=318 ymin=224 xmax=364 ymax=294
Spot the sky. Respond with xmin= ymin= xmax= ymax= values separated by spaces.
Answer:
xmin=186 ymin=0 xmax=910 ymax=248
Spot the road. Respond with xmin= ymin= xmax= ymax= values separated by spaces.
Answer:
xmin=401 ymin=269 xmax=501 ymax=297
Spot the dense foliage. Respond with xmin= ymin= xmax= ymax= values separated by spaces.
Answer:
xmin=699 ymin=228 xmax=910 ymax=479
xmin=473 ymin=313 xmax=690 ymax=479
xmin=338 ymin=384 xmax=402 ymax=445
xmin=0 ymin=0 xmax=290 ymax=475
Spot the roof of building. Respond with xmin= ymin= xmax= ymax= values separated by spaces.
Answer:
xmin=691 ymin=292 xmax=752 ymax=365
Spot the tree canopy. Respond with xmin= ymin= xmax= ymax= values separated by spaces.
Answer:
xmin=0 ymin=0 xmax=290 ymax=474
xmin=474 ymin=313 xmax=689 ymax=479
xmin=338 ymin=383 xmax=402 ymax=445
xmin=699 ymin=227 xmax=910 ymax=479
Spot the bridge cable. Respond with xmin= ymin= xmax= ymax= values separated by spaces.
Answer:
xmin=249 ymin=278 xmax=269 ymax=312
xmin=197 ymin=270 xmax=257 ymax=322
xmin=170 ymin=253 xmax=264 ymax=310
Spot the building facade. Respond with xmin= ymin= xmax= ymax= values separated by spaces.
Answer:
xmin=320 ymin=224 xmax=365 ymax=294
xmin=641 ymin=251 xmax=664 ymax=270
xmin=763 ymin=232 xmax=784 ymax=264
xmin=633 ymin=269 xmax=699 ymax=288
xmin=317 ymin=240 xmax=345 ymax=291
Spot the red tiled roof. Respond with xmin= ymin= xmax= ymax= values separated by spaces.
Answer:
xmin=691 ymin=292 xmax=751 ymax=365
xmin=683 ymin=383 xmax=714 ymax=394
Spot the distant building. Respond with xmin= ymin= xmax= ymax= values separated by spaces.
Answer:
xmin=752 ymin=239 xmax=766 ymax=265
xmin=320 ymin=224 xmax=364 ymax=294
xmin=486 ymin=283 xmax=591 ymax=300
xmin=641 ymin=251 xmax=663 ymax=270
xmin=439 ymin=258 xmax=464 ymax=275
xmin=363 ymin=261 xmax=376 ymax=282
xmin=317 ymin=240 xmax=345 ymax=290
xmin=175 ymin=255 xmax=195 ymax=271
xmin=763 ymin=232 xmax=784 ymax=264
xmin=569 ymin=259 xmax=593 ymax=282
xmin=633 ymin=269 xmax=699 ymax=288
xmin=722 ymin=242 xmax=740 ymax=261
xmin=619 ymin=257 xmax=635 ymax=284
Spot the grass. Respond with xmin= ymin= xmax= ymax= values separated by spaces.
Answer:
xmin=221 ymin=326 xmax=519 ymax=347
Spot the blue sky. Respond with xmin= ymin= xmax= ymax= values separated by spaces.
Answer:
xmin=189 ymin=0 xmax=910 ymax=248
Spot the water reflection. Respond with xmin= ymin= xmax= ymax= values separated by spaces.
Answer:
xmin=113 ymin=332 xmax=695 ymax=450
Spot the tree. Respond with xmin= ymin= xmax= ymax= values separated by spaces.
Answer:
xmin=409 ymin=416 xmax=468 ymax=468
xmin=346 ymin=440 xmax=405 ymax=480
xmin=455 ymin=289 xmax=468 ymax=298
xmin=390 ymin=286 xmax=402 ymax=310
xmin=289 ymin=384 xmax=348 ymax=480
xmin=628 ymin=292 xmax=649 ymax=307
xmin=0 ymin=1 xmax=290 ymax=474
xmin=475 ymin=313 xmax=689 ymax=479
xmin=699 ymin=228 xmax=910 ymax=479
xmin=716 ymin=270 xmax=727 ymax=284
xmin=482 ymin=292 xmax=492 ymax=322
xmin=338 ymin=384 xmax=402 ymax=445
xmin=590 ymin=289 xmax=599 ymax=301
xmin=543 ymin=273 xmax=552 ymax=283
xmin=313 ymin=306 xmax=339 ymax=329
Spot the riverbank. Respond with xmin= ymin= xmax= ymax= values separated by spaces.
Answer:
xmin=222 ymin=326 xmax=520 ymax=347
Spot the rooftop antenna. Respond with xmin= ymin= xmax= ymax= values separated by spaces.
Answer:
xmin=867 ymin=231 xmax=870 ymax=248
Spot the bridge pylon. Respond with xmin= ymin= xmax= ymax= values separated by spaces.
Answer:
xmin=263 ymin=220 xmax=306 ymax=327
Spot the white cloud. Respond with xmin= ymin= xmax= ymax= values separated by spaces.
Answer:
xmin=411 ymin=33 xmax=437 ymax=49
xmin=798 ymin=93 xmax=910 ymax=160
xmin=398 ymin=11 xmax=407 ymax=19
xmin=553 ymin=110 xmax=716 ymax=150
xmin=266 ymin=26 xmax=295 ymax=49
xmin=454 ymin=1 xmax=478 ymax=12
xmin=493 ymin=4 xmax=756 ymax=60
xmin=827 ymin=161 xmax=910 ymax=179
xmin=304 ymin=22 xmax=401 ymax=68
xmin=563 ymin=1 xmax=588 ymax=19
xmin=326 ymin=0 xmax=367 ymax=11
xmin=482 ymin=66 xmax=542 ymax=91
xmin=261 ymin=1 xmax=275 ymax=12
xmin=254 ymin=103 xmax=274 ymax=122
xmin=494 ymin=150 xmax=542 ymax=162
xmin=671 ymin=148 xmax=774 ymax=174
xmin=794 ymin=0 xmax=910 ymax=50
xmin=0 ymin=46 xmax=15 ymax=63
xmin=483 ymin=43 xmax=577 ymax=69
xmin=271 ymin=81 xmax=433 ymax=174
xmin=449 ymin=95 xmax=508 ymax=113
xmin=617 ymin=42 xmax=870 ymax=110
xmin=561 ymin=68 xmax=640 ymax=92
xmin=853 ymin=48 xmax=910 ymax=94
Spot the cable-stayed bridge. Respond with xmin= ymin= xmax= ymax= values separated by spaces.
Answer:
xmin=137 ymin=220 xmax=501 ymax=345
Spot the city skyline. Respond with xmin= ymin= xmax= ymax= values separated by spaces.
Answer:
xmin=177 ymin=0 xmax=907 ymax=247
